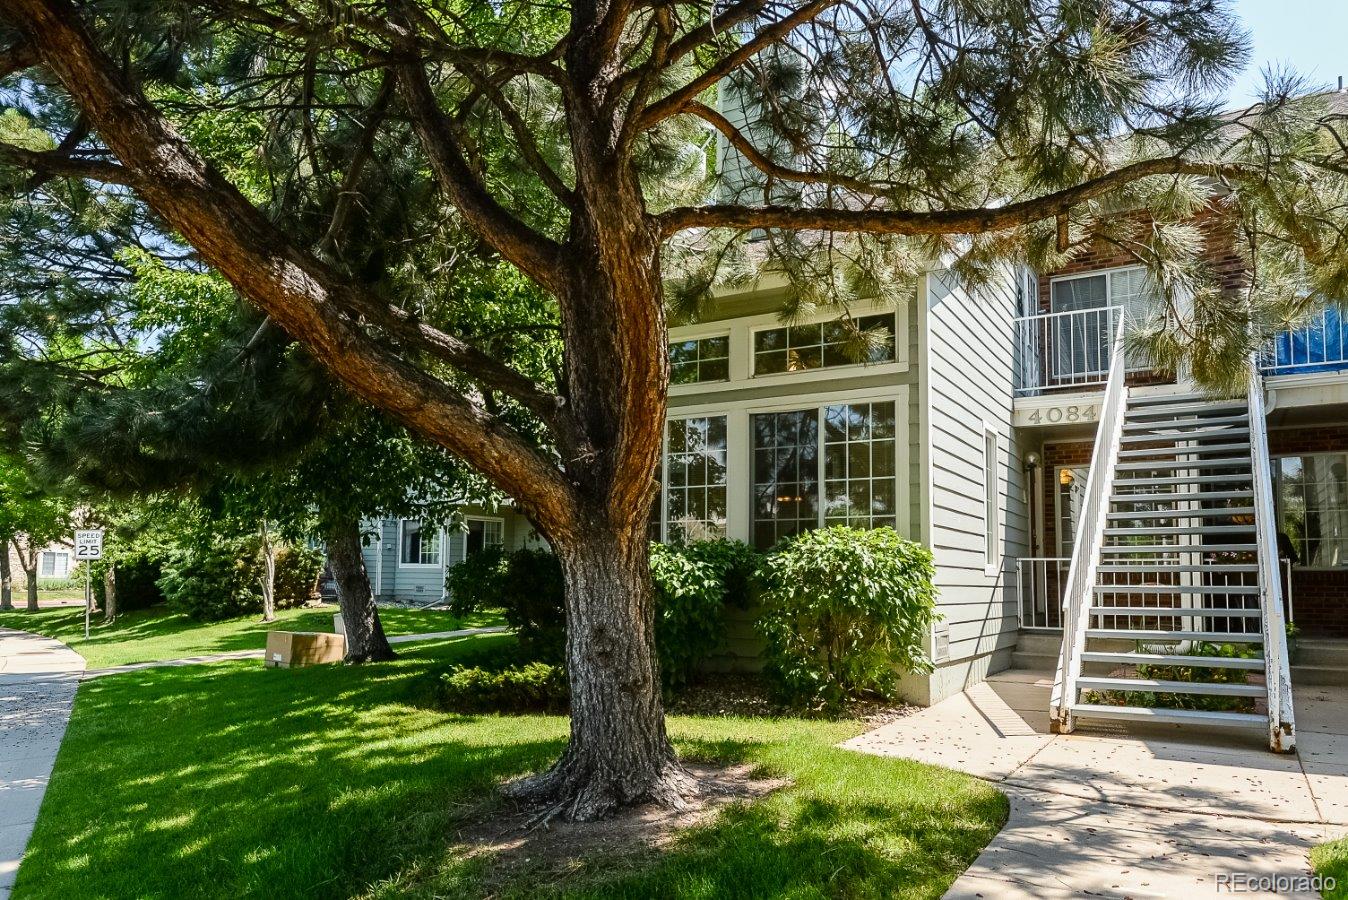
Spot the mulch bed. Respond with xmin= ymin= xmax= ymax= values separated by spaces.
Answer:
xmin=666 ymin=672 xmax=917 ymax=727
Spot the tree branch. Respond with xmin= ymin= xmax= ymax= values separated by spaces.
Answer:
xmin=638 ymin=0 xmax=841 ymax=129
xmin=0 ymin=37 xmax=36 ymax=77
xmin=397 ymin=59 xmax=568 ymax=294
xmin=658 ymin=158 xmax=1251 ymax=237
xmin=2 ymin=0 xmax=581 ymax=532
xmin=0 ymin=140 xmax=141 ymax=187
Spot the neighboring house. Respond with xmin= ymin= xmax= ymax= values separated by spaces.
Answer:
xmin=6 ymin=539 xmax=74 ymax=581
xmin=359 ymin=506 xmax=545 ymax=604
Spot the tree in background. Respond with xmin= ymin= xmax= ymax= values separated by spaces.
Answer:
xmin=5 ymin=0 xmax=1348 ymax=818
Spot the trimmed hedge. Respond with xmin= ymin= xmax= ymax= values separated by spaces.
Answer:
xmin=436 ymin=662 xmax=568 ymax=713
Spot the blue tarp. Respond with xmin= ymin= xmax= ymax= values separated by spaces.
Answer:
xmin=1267 ymin=307 xmax=1348 ymax=375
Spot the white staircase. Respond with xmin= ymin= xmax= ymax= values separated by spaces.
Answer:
xmin=1051 ymin=321 xmax=1296 ymax=752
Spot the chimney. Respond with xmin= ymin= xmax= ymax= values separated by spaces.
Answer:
xmin=1340 ymin=75 xmax=1345 ymax=93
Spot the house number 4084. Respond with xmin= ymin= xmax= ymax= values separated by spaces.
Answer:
xmin=1027 ymin=405 xmax=1098 ymax=424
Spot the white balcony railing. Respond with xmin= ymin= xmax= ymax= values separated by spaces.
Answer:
xmin=1015 ymin=306 xmax=1123 ymax=395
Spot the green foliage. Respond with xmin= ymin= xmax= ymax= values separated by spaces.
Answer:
xmin=650 ymin=539 xmax=759 ymax=690
xmin=1086 ymin=640 xmax=1262 ymax=713
xmin=755 ymin=526 xmax=938 ymax=711
xmin=445 ymin=547 xmax=565 ymax=661
xmin=435 ymin=661 xmax=569 ymax=714
xmin=157 ymin=532 xmax=321 ymax=621
xmin=91 ymin=548 xmax=165 ymax=613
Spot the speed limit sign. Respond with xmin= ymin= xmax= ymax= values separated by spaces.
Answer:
xmin=74 ymin=529 xmax=105 ymax=561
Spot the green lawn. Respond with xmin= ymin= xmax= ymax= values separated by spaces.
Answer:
xmin=0 ymin=604 xmax=502 ymax=668
xmin=1312 ymin=837 xmax=1348 ymax=898
xmin=14 ymin=634 xmax=1007 ymax=899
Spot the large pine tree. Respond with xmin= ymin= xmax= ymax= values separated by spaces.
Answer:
xmin=4 ymin=0 xmax=1348 ymax=819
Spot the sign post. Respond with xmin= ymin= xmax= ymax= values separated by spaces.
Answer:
xmin=73 ymin=529 xmax=105 ymax=639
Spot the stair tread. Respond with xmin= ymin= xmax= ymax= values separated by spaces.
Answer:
xmin=1099 ymin=544 xmax=1257 ymax=553
xmin=1105 ymin=525 xmax=1255 ymax=536
xmin=1113 ymin=475 xmax=1253 ymax=486
xmin=1095 ymin=564 xmax=1259 ymax=573
xmin=1080 ymin=651 xmax=1265 ymax=670
xmin=1115 ymin=458 xmax=1252 ymax=471
xmin=1111 ymin=491 xmax=1253 ymax=503
xmin=1086 ymin=628 xmax=1264 ymax=642
xmin=1068 ymin=703 xmax=1265 ymax=727
xmin=1077 ymin=676 xmax=1264 ymax=697
xmin=1117 ymin=442 xmax=1251 ymax=458
xmin=1106 ymin=507 xmax=1256 ymax=519
xmin=1093 ymin=584 xmax=1260 ymax=594
xmin=1089 ymin=606 xmax=1262 ymax=617
xmin=1123 ymin=415 xmax=1249 ymax=432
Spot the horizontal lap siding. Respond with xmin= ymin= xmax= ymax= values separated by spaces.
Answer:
xmin=925 ymin=269 xmax=1028 ymax=666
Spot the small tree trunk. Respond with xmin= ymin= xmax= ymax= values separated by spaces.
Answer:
xmin=0 ymin=543 xmax=12 ymax=611
xmin=258 ymin=520 xmax=277 ymax=623
xmin=24 ymin=567 xmax=38 ymax=612
xmin=103 ymin=566 xmax=117 ymax=622
xmin=505 ymin=529 xmax=691 ymax=822
xmin=325 ymin=518 xmax=395 ymax=663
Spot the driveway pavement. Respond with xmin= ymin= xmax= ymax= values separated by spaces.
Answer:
xmin=0 ymin=628 xmax=84 ymax=900
xmin=844 ymin=670 xmax=1348 ymax=898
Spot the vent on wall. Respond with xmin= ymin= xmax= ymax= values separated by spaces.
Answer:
xmin=932 ymin=625 xmax=950 ymax=664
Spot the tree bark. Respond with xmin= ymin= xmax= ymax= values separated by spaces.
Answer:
xmin=258 ymin=520 xmax=277 ymax=623
xmin=325 ymin=518 xmax=396 ymax=663
xmin=0 ymin=542 xmax=12 ymax=611
xmin=505 ymin=528 xmax=691 ymax=822
xmin=23 ymin=566 xmax=37 ymax=612
xmin=103 ymin=565 xmax=116 ymax=622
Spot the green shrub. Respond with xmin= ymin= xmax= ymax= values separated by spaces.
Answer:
xmin=36 ymin=576 xmax=79 ymax=592
xmin=158 ymin=537 xmax=323 ymax=621
xmin=445 ymin=545 xmax=506 ymax=617
xmin=436 ymin=661 xmax=568 ymax=713
xmin=92 ymin=546 xmax=166 ymax=613
xmin=650 ymin=539 xmax=758 ymax=690
xmin=447 ymin=547 xmax=566 ymax=662
xmin=755 ymin=526 xmax=937 ymax=710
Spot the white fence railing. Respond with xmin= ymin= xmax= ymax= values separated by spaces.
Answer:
xmin=1051 ymin=315 xmax=1129 ymax=732
xmin=1015 ymin=306 xmax=1123 ymax=395
xmin=1248 ymin=360 xmax=1297 ymax=752
xmin=1017 ymin=557 xmax=1069 ymax=630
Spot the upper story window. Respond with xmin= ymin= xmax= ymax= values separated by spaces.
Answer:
xmin=670 ymin=336 xmax=730 ymax=384
xmin=1050 ymin=266 xmax=1160 ymax=323
xmin=400 ymin=519 xmax=441 ymax=566
xmin=752 ymin=314 xmax=896 ymax=376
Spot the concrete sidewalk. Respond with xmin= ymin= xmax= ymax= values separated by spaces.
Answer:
xmin=82 ymin=625 xmax=509 ymax=677
xmin=0 ymin=628 xmax=85 ymax=900
xmin=844 ymin=670 xmax=1348 ymax=898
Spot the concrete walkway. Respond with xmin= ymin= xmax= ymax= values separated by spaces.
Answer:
xmin=82 ymin=625 xmax=509 ymax=677
xmin=844 ymin=670 xmax=1348 ymax=898
xmin=0 ymin=628 xmax=85 ymax=900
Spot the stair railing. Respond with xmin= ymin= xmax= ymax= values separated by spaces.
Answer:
xmin=1247 ymin=359 xmax=1297 ymax=752
xmin=1051 ymin=314 xmax=1130 ymax=732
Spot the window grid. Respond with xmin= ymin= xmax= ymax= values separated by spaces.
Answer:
xmin=753 ymin=314 xmax=897 ymax=375
xmin=670 ymin=336 xmax=730 ymax=384
xmin=665 ymin=416 xmax=728 ymax=543
xmin=751 ymin=410 xmax=820 ymax=549
xmin=400 ymin=520 xmax=442 ymax=566
xmin=823 ymin=402 xmax=897 ymax=531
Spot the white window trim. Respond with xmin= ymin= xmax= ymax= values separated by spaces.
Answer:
xmin=669 ymin=332 xmax=732 ymax=385
xmin=462 ymin=515 xmax=506 ymax=552
xmin=748 ymin=312 xmax=900 ymax=379
xmin=397 ymin=518 xmax=444 ymax=568
xmin=983 ymin=423 xmax=1000 ymax=574
xmin=1047 ymin=264 xmax=1149 ymax=310
xmin=1271 ymin=450 xmax=1348 ymax=571
xmin=40 ymin=550 xmax=70 ymax=578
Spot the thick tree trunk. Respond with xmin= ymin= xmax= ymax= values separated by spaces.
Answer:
xmin=103 ymin=566 xmax=117 ymax=622
xmin=0 ymin=544 xmax=12 ymax=611
xmin=258 ymin=520 xmax=277 ymax=623
xmin=325 ymin=518 xmax=395 ymax=663
xmin=505 ymin=528 xmax=691 ymax=821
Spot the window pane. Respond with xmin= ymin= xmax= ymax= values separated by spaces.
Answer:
xmin=819 ymin=402 xmax=898 ymax=534
xmin=751 ymin=410 xmax=821 ymax=549
xmin=755 ymin=350 xmax=787 ymax=374
xmin=699 ymin=357 xmax=729 ymax=382
xmin=1277 ymin=453 xmax=1348 ymax=568
xmin=662 ymin=416 xmax=728 ymax=543
xmin=669 ymin=336 xmax=731 ymax=384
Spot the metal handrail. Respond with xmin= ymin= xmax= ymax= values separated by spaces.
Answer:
xmin=1247 ymin=360 xmax=1297 ymax=752
xmin=1051 ymin=314 xmax=1129 ymax=730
